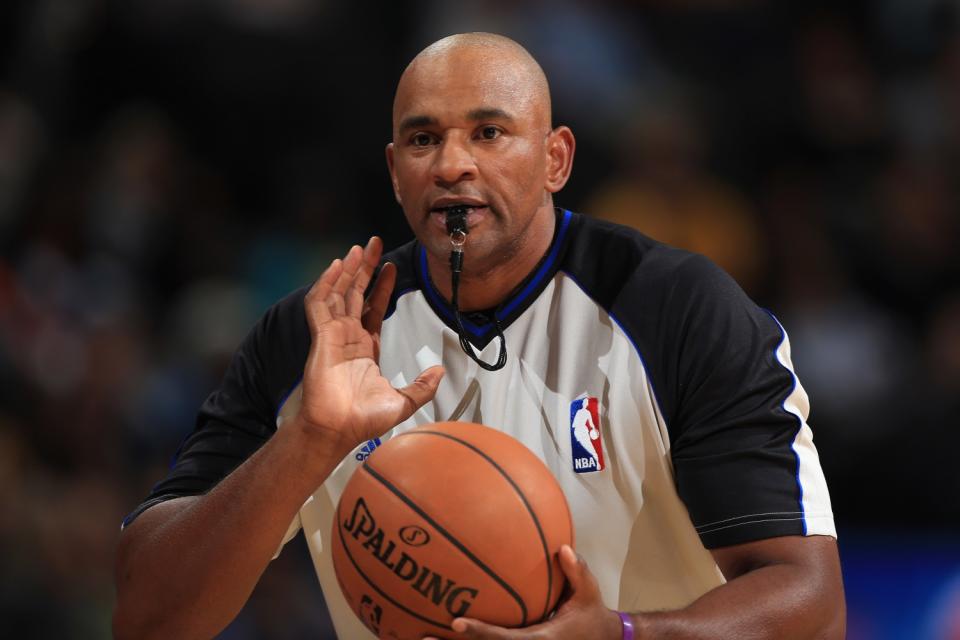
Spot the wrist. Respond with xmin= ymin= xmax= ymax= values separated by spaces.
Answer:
xmin=281 ymin=415 xmax=355 ymax=478
xmin=617 ymin=611 xmax=636 ymax=640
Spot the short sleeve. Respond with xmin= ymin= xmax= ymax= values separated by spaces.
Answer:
xmin=614 ymin=252 xmax=835 ymax=549
xmin=122 ymin=287 xmax=310 ymax=528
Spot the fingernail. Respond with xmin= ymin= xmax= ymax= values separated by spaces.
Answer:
xmin=451 ymin=619 xmax=468 ymax=632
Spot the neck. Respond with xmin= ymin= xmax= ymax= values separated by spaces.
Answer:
xmin=426 ymin=205 xmax=557 ymax=312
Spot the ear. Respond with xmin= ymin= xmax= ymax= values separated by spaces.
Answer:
xmin=385 ymin=142 xmax=403 ymax=205
xmin=544 ymin=126 xmax=576 ymax=193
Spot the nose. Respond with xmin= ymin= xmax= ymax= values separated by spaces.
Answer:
xmin=432 ymin=136 xmax=477 ymax=186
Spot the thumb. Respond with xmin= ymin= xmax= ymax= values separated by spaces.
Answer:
xmin=558 ymin=544 xmax=590 ymax=594
xmin=396 ymin=365 xmax=444 ymax=417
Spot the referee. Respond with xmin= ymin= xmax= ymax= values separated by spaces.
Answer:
xmin=114 ymin=33 xmax=845 ymax=639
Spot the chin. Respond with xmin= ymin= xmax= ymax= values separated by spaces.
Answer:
xmin=416 ymin=233 xmax=453 ymax=264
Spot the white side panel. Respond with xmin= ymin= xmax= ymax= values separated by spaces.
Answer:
xmin=773 ymin=320 xmax=837 ymax=538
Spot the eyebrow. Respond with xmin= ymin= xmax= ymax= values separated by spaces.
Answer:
xmin=397 ymin=108 xmax=516 ymax=134
xmin=398 ymin=115 xmax=437 ymax=133
xmin=466 ymin=107 xmax=514 ymax=122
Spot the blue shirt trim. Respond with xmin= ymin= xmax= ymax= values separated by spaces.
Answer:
xmin=499 ymin=209 xmax=572 ymax=318
xmin=416 ymin=209 xmax=573 ymax=341
xmin=275 ymin=375 xmax=303 ymax=419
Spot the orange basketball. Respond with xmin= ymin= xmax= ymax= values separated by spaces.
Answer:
xmin=331 ymin=421 xmax=574 ymax=640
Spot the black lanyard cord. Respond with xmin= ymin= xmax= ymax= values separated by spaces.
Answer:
xmin=446 ymin=207 xmax=507 ymax=371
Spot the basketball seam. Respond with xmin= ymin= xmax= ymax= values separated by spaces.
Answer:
xmin=397 ymin=429 xmax=556 ymax=622
xmin=334 ymin=492 xmax=452 ymax=630
xmin=362 ymin=462 xmax=529 ymax=625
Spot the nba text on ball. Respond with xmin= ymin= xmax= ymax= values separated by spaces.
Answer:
xmin=342 ymin=497 xmax=480 ymax=618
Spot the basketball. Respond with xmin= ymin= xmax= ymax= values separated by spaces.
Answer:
xmin=331 ymin=421 xmax=575 ymax=639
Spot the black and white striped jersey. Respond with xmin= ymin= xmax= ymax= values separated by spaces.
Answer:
xmin=126 ymin=209 xmax=835 ymax=638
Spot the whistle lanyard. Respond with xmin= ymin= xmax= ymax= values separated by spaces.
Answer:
xmin=445 ymin=207 xmax=507 ymax=372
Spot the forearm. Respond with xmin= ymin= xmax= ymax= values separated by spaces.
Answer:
xmin=632 ymin=550 xmax=845 ymax=640
xmin=113 ymin=418 xmax=346 ymax=640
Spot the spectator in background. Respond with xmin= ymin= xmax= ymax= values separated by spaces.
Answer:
xmin=586 ymin=100 xmax=766 ymax=294
xmin=1 ymin=2 xmax=959 ymax=637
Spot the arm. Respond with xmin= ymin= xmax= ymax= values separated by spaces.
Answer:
xmin=113 ymin=238 xmax=444 ymax=640
xmin=633 ymin=534 xmax=845 ymax=639
xmin=113 ymin=419 xmax=349 ymax=640
xmin=439 ymin=534 xmax=844 ymax=640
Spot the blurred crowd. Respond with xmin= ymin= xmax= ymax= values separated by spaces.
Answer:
xmin=0 ymin=0 xmax=958 ymax=638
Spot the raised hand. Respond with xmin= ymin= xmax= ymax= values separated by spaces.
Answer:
xmin=298 ymin=237 xmax=444 ymax=457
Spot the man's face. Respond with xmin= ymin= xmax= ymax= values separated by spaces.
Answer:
xmin=386 ymin=47 xmax=555 ymax=271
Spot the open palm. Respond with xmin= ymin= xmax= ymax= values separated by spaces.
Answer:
xmin=298 ymin=238 xmax=443 ymax=454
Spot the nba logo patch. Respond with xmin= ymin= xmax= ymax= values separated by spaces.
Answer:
xmin=570 ymin=397 xmax=605 ymax=473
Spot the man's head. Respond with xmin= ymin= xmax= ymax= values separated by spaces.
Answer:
xmin=386 ymin=33 xmax=575 ymax=275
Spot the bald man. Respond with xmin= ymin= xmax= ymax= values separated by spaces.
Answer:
xmin=114 ymin=33 xmax=845 ymax=639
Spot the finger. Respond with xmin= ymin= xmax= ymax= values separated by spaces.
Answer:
xmin=449 ymin=617 xmax=521 ymax=639
xmin=371 ymin=331 xmax=382 ymax=364
xmin=361 ymin=235 xmax=383 ymax=276
xmin=304 ymin=259 xmax=343 ymax=330
xmin=395 ymin=365 xmax=444 ymax=419
xmin=325 ymin=245 xmax=362 ymax=317
xmin=362 ymin=261 xmax=397 ymax=336
xmin=333 ymin=245 xmax=363 ymax=298
xmin=346 ymin=237 xmax=382 ymax=317
xmin=557 ymin=544 xmax=600 ymax=603
xmin=558 ymin=545 xmax=584 ymax=587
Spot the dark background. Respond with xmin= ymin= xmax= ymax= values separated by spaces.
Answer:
xmin=1 ymin=1 xmax=958 ymax=638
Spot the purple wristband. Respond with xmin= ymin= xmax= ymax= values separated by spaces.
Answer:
xmin=618 ymin=611 xmax=635 ymax=640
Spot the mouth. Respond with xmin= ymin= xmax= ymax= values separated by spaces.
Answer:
xmin=428 ymin=202 xmax=490 ymax=231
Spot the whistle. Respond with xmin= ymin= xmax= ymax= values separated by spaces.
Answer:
xmin=445 ymin=206 xmax=469 ymax=236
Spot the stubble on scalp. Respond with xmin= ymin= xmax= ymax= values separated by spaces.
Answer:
xmin=392 ymin=32 xmax=553 ymax=137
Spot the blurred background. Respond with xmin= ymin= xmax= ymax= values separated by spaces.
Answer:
xmin=0 ymin=0 xmax=958 ymax=638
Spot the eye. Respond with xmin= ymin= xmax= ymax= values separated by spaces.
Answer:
xmin=411 ymin=132 xmax=435 ymax=147
xmin=478 ymin=126 xmax=501 ymax=140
